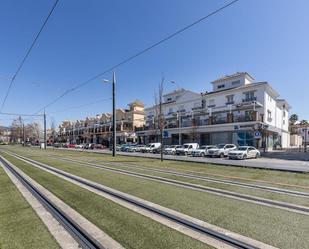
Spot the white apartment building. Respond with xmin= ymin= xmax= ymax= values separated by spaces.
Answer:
xmin=136 ymin=72 xmax=290 ymax=150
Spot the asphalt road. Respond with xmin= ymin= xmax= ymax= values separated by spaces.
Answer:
xmin=55 ymin=148 xmax=309 ymax=173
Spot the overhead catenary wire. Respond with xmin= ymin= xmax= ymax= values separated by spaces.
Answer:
xmin=34 ymin=0 xmax=240 ymax=115
xmin=0 ymin=0 xmax=60 ymax=112
xmin=48 ymin=97 xmax=112 ymax=115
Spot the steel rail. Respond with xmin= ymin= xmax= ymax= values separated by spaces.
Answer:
xmin=59 ymin=156 xmax=309 ymax=198
xmin=4 ymin=152 xmax=259 ymax=249
xmin=0 ymin=157 xmax=104 ymax=249
xmin=8 ymin=151 xmax=309 ymax=215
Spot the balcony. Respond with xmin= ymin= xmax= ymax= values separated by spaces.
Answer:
xmin=192 ymin=106 xmax=203 ymax=111
xmin=133 ymin=111 xmax=259 ymax=133
xmin=212 ymin=117 xmax=228 ymax=124
xmin=225 ymin=101 xmax=234 ymax=105
xmin=242 ymin=97 xmax=257 ymax=102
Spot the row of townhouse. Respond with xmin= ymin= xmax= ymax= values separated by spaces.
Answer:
xmin=290 ymin=123 xmax=309 ymax=146
xmin=136 ymin=72 xmax=290 ymax=150
xmin=58 ymin=100 xmax=145 ymax=146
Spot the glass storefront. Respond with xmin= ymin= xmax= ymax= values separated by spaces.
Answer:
xmin=233 ymin=131 xmax=254 ymax=146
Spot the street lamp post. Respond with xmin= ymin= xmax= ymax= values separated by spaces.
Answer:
xmin=103 ymin=72 xmax=116 ymax=157
xmin=303 ymin=127 xmax=307 ymax=153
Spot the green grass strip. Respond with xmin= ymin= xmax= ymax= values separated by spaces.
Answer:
xmin=4 ymin=149 xmax=309 ymax=249
xmin=1 ymin=153 xmax=211 ymax=249
xmin=0 ymin=166 xmax=60 ymax=249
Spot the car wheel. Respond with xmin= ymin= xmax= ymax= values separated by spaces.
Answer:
xmin=201 ymin=152 xmax=205 ymax=157
xmin=255 ymin=153 xmax=259 ymax=159
xmin=243 ymin=154 xmax=247 ymax=160
xmin=219 ymin=153 xmax=224 ymax=158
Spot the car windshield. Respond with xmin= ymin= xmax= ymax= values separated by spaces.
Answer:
xmin=217 ymin=144 xmax=225 ymax=148
xmin=237 ymin=147 xmax=248 ymax=151
xmin=176 ymin=145 xmax=182 ymax=148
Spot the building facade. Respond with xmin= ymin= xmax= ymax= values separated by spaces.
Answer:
xmin=136 ymin=73 xmax=290 ymax=150
xmin=0 ymin=127 xmax=11 ymax=143
xmin=58 ymin=100 xmax=145 ymax=145
xmin=290 ymin=123 xmax=309 ymax=146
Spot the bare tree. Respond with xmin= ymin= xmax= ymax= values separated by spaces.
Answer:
xmin=9 ymin=116 xmax=23 ymax=143
xmin=50 ymin=117 xmax=56 ymax=143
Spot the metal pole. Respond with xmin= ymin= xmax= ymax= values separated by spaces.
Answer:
xmin=305 ymin=127 xmax=307 ymax=153
xmin=44 ymin=109 xmax=47 ymax=149
xmin=159 ymin=77 xmax=164 ymax=162
xmin=22 ymin=122 xmax=25 ymax=146
xmin=112 ymin=72 xmax=116 ymax=157
xmin=178 ymin=112 xmax=182 ymax=145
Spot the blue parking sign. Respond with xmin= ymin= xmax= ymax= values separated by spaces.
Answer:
xmin=254 ymin=131 xmax=261 ymax=139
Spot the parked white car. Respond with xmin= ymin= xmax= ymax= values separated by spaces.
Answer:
xmin=207 ymin=144 xmax=237 ymax=158
xmin=228 ymin=146 xmax=260 ymax=160
xmin=176 ymin=143 xmax=199 ymax=155
xmin=164 ymin=145 xmax=182 ymax=155
xmin=191 ymin=145 xmax=216 ymax=157
xmin=140 ymin=143 xmax=161 ymax=153
xmin=75 ymin=144 xmax=84 ymax=149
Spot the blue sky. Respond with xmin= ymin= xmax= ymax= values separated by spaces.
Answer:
xmin=0 ymin=0 xmax=308 ymax=127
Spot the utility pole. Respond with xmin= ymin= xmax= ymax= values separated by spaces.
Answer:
xmin=22 ymin=121 xmax=25 ymax=146
xmin=304 ymin=126 xmax=307 ymax=153
xmin=112 ymin=72 xmax=116 ymax=157
xmin=159 ymin=77 xmax=164 ymax=162
xmin=177 ymin=112 xmax=182 ymax=145
xmin=44 ymin=109 xmax=47 ymax=150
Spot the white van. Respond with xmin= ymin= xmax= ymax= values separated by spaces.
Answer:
xmin=175 ymin=143 xmax=199 ymax=155
xmin=141 ymin=143 xmax=161 ymax=153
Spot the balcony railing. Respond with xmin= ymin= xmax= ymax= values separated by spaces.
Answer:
xmin=212 ymin=117 xmax=228 ymax=124
xmin=132 ymin=111 xmax=259 ymax=132
xmin=242 ymin=97 xmax=257 ymax=102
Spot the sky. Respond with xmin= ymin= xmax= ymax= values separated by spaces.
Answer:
xmin=0 ymin=0 xmax=309 ymax=127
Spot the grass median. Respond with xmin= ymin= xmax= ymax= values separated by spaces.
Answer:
xmin=0 ymin=165 xmax=60 ymax=249
xmin=2 ymin=149 xmax=309 ymax=249
xmin=0 ymin=152 xmax=211 ymax=249
xmin=8 ymin=145 xmax=309 ymax=192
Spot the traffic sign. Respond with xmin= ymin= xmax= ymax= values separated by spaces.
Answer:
xmin=254 ymin=131 xmax=261 ymax=139
xmin=163 ymin=131 xmax=169 ymax=138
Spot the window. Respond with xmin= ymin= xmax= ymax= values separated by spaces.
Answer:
xmin=267 ymin=110 xmax=272 ymax=119
xmin=217 ymin=84 xmax=225 ymax=89
xmin=232 ymin=80 xmax=240 ymax=86
xmin=208 ymin=99 xmax=215 ymax=106
xmin=283 ymin=111 xmax=286 ymax=117
xmin=245 ymin=91 xmax=255 ymax=100
xmin=179 ymin=105 xmax=185 ymax=112
xmin=168 ymin=107 xmax=173 ymax=113
xmin=166 ymin=97 xmax=172 ymax=102
xmin=226 ymin=95 xmax=234 ymax=103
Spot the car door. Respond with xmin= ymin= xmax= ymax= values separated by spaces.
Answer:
xmin=224 ymin=145 xmax=232 ymax=155
xmin=248 ymin=147 xmax=255 ymax=158
xmin=188 ymin=145 xmax=193 ymax=154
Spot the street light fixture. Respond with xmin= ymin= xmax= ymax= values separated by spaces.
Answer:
xmin=102 ymin=72 xmax=116 ymax=157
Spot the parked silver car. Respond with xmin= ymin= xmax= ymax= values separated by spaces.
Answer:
xmin=191 ymin=145 xmax=216 ymax=157
xmin=164 ymin=145 xmax=182 ymax=155
xmin=228 ymin=146 xmax=260 ymax=160
xmin=207 ymin=144 xmax=237 ymax=158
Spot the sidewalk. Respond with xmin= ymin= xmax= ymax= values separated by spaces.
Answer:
xmin=262 ymin=149 xmax=309 ymax=161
